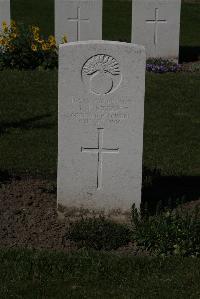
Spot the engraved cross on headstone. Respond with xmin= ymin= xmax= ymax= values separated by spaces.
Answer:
xmin=68 ymin=7 xmax=90 ymax=41
xmin=81 ymin=128 xmax=119 ymax=190
xmin=146 ymin=8 xmax=167 ymax=45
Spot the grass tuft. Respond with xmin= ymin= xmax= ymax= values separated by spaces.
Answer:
xmin=66 ymin=217 xmax=132 ymax=250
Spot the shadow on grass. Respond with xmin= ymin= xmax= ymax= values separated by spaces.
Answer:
xmin=179 ymin=46 xmax=200 ymax=63
xmin=0 ymin=114 xmax=55 ymax=136
xmin=142 ymin=167 xmax=200 ymax=215
xmin=0 ymin=169 xmax=20 ymax=187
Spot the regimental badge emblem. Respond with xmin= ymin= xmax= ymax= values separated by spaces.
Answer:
xmin=81 ymin=54 xmax=122 ymax=96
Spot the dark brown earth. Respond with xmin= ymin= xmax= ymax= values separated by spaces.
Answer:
xmin=0 ymin=178 xmax=199 ymax=255
xmin=0 ymin=178 xmax=76 ymax=252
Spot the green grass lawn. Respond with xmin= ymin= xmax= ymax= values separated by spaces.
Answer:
xmin=180 ymin=2 xmax=200 ymax=47
xmin=11 ymin=0 xmax=54 ymax=37
xmin=0 ymin=249 xmax=200 ymax=298
xmin=0 ymin=70 xmax=58 ymax=177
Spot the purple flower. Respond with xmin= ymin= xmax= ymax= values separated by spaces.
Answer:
xmin=146 ymin=59 xmax=180 ymax=73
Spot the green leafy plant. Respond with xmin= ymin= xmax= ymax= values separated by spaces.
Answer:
xmin=0 ymin=21 xmax=64 ymax=69
xmin=132 ymin=204 xmax=200 ymax=257
xmin=66 ymin=216 xmax=132 ymax=250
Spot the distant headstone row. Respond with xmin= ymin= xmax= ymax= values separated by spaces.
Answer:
xmin=0 ymin=0 xmax=181 ymax=60
xmin=55 ymin=0 xmax=181 ymax=61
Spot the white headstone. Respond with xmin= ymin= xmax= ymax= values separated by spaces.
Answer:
xmin=55 ymin=0 xmax=102 ymax=43
xmin=0 ymin=0 xmax=10 ymax=27
xmin=132 ymin=0 xmax=181 ymax=61
xmin=57 ymin=41 xmax=146 ymax=217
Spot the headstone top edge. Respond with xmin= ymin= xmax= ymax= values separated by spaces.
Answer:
xmin=132 ymin=0 xmax=181 ymax=2
xmin=55 ymin=0 xmax=101 ymax=2
xmin=59 ymin=40 xmax=145 ymax=52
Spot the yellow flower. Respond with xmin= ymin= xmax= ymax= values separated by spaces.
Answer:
xmin=48 ymin=35 xmax=56 ymax=46
xmin=11 ymin=20 xmax=16 ymax=26
xmin=10 ymin=32 xmax=17 ymax=39
xmin=2 ymin=21 xmax=8 ymax=32
xmin=2 ymin=21 xmax=7 ymax=27
xmin=0 ymin=37 xmax=10 ymax=47
xmin=33 ymin=32 xmax=40 ymax=41
xmin=1 ymin=37 xmax=9 ymax=46
xmin=0 ymin=38 xmax=5 ymax=45
xmin=62 ymin=34 xmax=67 ymax=43
xmin=46 ymin=43 xmax=51 ymax=50
xmin=10 ymin=20 xmax=16 ymax=30
xmin=31 ymin=26 xmax=40 ymax=34
xmin=31 ymin=43 xmax=37 ymax=51
xmin=36 ymin=39 xmax=44 ymax=44
xmin=42 ymin=43 xmax=49 ymax=51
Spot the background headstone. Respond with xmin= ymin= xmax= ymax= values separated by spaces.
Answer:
xmin=0 ymin=0 xmax=10 ymax=27
xmin=57 ymin=41 xmax=146 ymax=217
xmin=132 ymin=0 xmax=181 ymax=61
xmin=55 ymin=0 xmax=102 ymax=43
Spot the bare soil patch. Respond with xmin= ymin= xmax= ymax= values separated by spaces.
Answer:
xmin=1 ymin=178 xmax=199 ymax=256
xmin=0 ymin=178 xmax=77 ymax=252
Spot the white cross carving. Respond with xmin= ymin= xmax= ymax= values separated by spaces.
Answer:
xmin=146 ymin=8 xmax=167 ymax=45
xmin=81 ymin=128 xmax=119 ymax=190
xmin=68 ymin=7 xmax=90 ymax=41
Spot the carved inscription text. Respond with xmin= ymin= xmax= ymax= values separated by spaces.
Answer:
xmin=65 ymin=96 xmax=131 ymax=125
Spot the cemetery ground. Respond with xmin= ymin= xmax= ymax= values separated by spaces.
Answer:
xmin=0 ymin=249 xmax=200 ymax=298
xmin=0 ymin=0 xmax=199 ymax=297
